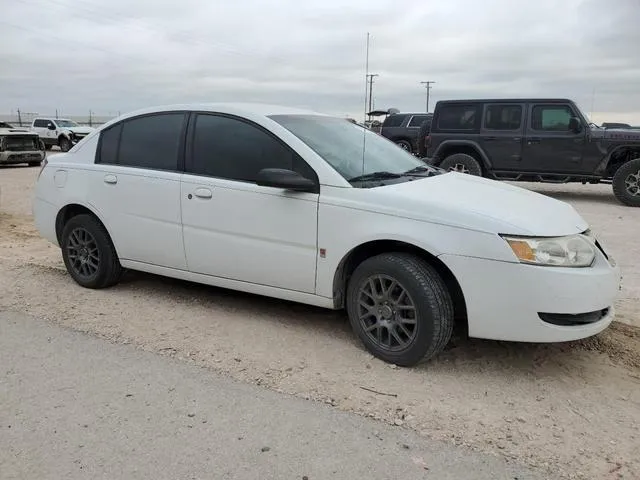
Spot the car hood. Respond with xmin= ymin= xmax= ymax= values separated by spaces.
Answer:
xmin=362 ymin=173 xmax=588 ymax=236
xmin=65 ymin=126 xmax=95 ymax=134
xmin=591 ymin=127 xmax=640 ymax=142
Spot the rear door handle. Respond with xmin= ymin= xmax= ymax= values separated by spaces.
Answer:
xmin=104 ymin=174 xmax=117 ymax=184
xmin=527 ymin=137 xmax=541 ymax=145
xmin=483 ymin=136 xmax=498 ymax=141
xmin=193 ymin=187 xmax=212 ymax=199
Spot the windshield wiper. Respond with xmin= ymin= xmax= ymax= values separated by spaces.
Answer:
xmin=403 ymin=165 xmax=443 ymax=176
xmin=348 ymin=171 xmax=404 ymax=182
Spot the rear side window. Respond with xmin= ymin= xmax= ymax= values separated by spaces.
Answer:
xmin=189 ymin=114 xmax=317 ymax=184
xmin=97 ymin=113 xmax=185 ymax=170
xmin=408 ymin=115 xmax=430 ymax=127
xmin=33 ymin=119 xmax=49 ymax=128
xmin=484 ymin=105 xmax=523 ymax=130
xmin=98 ymin=123 xmax=122 ymax=165
xmin=436 ymin=104 xmax=480 ymax=130
xmin=382 ymin=114 xmax=406 ymax=127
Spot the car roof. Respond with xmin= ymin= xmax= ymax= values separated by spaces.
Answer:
xmin=114 ymin=103 xmax=329 ymax=121
xmin=435 ymin=98 xmax=573 ymax=105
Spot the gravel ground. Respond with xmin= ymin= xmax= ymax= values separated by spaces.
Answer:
xmin=1 ymin=162 xmax=639 ymax=479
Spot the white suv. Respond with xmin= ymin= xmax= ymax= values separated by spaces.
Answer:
xmin=32 ymin=103 xmax=621 ymax=366
xmin=31 ymin=117 xmax=95 ymax=152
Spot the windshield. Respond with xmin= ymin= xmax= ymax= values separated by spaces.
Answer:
xmin=56 ymin=119 xmax=80 ymax=128
xmin=269 ymin=114 xmax=426 ymax=181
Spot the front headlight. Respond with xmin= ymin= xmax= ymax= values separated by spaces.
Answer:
xmin=502 ymin=234 xmax=595 ymax=267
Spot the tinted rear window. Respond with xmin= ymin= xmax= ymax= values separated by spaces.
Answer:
xmin=436 ymin=104 xmax=480 ymax=130
xmin=408 ymin=115 xmax=430 ymax=127
xmin=382 ymin=114 xmax=406 ymax=127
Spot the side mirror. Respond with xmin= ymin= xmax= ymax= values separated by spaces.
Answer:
xmin=256 ymin=168 xmax=317 ymax=193
xmin=47 ymin=123 xmax=56 ymax=130
xmin=568 ymin=117 xmax=582 ymax=133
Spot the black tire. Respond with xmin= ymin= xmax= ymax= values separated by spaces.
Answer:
xmin=612 ymin=158 xmax=640 ymax=207
xmin=439 ymin=153 xmax=483 ymax=176
xmin=59 ymin=137 xmax=72 ymax=152
xmin=395 ymin=139 xmax=413 ymax=153
xmin=45 ymin=144 xmax=52 ymax=150
xmin=346 ymin=253 xmax=454 ymax=367
xmin=28 ymin=161 xmax=42 ymax=167
xmin=61 ymin=214 xmax=123 ymax=289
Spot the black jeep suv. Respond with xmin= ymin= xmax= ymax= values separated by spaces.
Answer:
xmin=426 ymin=98 xmax=640 ymax=206
xmin=380 ymin=112 xmax=432 ymax=154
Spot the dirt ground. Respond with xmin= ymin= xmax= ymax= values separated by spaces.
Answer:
xmin=1 ymin=162 xmax=639 ymax=480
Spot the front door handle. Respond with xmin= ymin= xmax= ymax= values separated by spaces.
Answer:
xmin=104 ymin=174 xmax=117 ymax=184
xmin=527 ymin=137 xmax=541 ymax=145
xmin=193 ymin=187 xmax=212 ymax=199
xmin=483 ymin=136 xmax=498 ymax=141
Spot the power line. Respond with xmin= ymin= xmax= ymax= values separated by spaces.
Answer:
xmin=420 ymin=81 xmax=436 ymax=113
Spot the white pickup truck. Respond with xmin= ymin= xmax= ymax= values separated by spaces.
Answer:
xmin=31 ymin=117 xmax=95 ymax=152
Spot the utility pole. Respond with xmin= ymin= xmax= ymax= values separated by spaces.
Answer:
xmin=366 ymin=74 xmax=379 ymax=121
xmin=89 ymin=110 xmax=93 ymax=127
xmin=420 ymin=81 xmax=436 ymax=113
xmin=55 ymin=109 xmax=59 ymax=119
xmin=17 ymin=108 xmax=22 ymax=126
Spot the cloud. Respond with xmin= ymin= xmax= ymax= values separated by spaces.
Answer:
xmin=1 ymin=0 xmax=639 ymax=123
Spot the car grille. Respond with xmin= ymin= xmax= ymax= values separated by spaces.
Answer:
xmin=4 ymin=136 xmax=39 ymax=151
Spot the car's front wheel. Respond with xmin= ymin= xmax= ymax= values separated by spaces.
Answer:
xmin=59 ymin=137 xmax=72 ymax=152
xmin=346 ymin=253 xmax=454 ymax=367
xmin=61 ymin=214 xmax=123 ymax=289
xmin=612 ymin=158 xmax=640 ymax=207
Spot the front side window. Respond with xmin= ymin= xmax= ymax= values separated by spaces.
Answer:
xmin=484 ymin=105 xmax=522 ymax=130
xmin=270 ymin=114 xmax=427 ymax=181
xmin=189 ymin=114 xmax=317 ymax=184
xmin=436 ymin=104 xmax=479 ymax=130
xmin=97 ymin=113 xmax=184 ymax=170
xmin=531 ymin=105 xmax=573 ymax=131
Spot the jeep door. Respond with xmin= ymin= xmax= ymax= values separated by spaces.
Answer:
xmin=480 ymin=103 xmax=525 ymax=171
xmin=522 ymin=103 xmax=587 ymax=173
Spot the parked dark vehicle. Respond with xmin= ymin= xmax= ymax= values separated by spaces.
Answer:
xmin=425 ymin=98 xmax=640 ymax=206
xmin=380 ymin=112 xmax=432 ymax=154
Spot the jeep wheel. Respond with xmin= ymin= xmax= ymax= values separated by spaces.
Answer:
xmin=346 ymin=253 xmax=454 ymax=367
xmin=439 ymin=153 xmax=482 ymax=176
xmin=395 ymin=140 xmax=413 ymax=153
xmin=613 ymin=158 xmax=640 ymax=207
xmin=59 ymin=137 xmax=72 ymax=152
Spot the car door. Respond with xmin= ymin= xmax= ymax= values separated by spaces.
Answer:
xmin=522 ymin=103 xmax=587 ymax=173
xmin=32 ymin=119 xmax=50 ymax=141
xmin=180 ymin=113 xmax=319 ymax=293
xmin=88 ymin=112 xmax=188 ymax=270
xmin=479 ymin=103 xmax=525 ymax=170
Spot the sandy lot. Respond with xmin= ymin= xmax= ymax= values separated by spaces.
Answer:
xmin=1 ymin=163 xmax=639 ymax=480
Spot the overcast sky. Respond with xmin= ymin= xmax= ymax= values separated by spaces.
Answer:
xmin=2 ymin=0 xmax=639 ymax=123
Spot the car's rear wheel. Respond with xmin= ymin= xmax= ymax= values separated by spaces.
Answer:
xmin=346 ymin=253 xmax=454 ymax=367
xmin=439 ymin=153 xmax=482 ymax=176
xmin=612 ymin=159 xmax=640 ymax=207
xmin=395 ymin=139 xmax=413 ymax=153
xmin=59 ymin=137 xmax=72 ymax=152
xmin=61 ymin=214 xmax=123 ymax=289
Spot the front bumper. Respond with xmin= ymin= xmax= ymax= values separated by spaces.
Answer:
xmin=439 ymin=249 xmax=621 ymax=343
xmin=0 ymin=150 xmax=45 ymax=164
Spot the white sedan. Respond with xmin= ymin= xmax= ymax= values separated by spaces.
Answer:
xmin=33 ymin=103 xmax=621 ymax=366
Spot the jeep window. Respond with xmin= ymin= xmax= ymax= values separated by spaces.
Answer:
xmin=484 ymin=105 xmax=522 ymax=130
xmin=436 ymin=104 xmax=479 ymax=130
xmin=408 ymin=115 xmax=430 ymax=127
xmin=55 ymin=120 xmax=80 ymax=128
xmin=270 ymin=114 xmax=426 ymax=182
xmin=531 ymin=105 xmax=573 ymax=131
xmin=382 ymin=114 xmax=406 ymax=128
